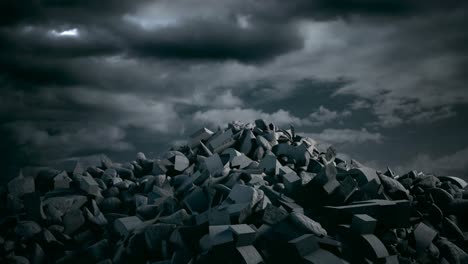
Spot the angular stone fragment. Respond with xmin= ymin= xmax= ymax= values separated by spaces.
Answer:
xmin=236 ymin=245 xmax=264 ymax=264
xmin=79 ymin=175 xmax=100 ymax=194
xmin=144 ymin=223 xmax=175 ymax=253
xmin=114 ymin=216 xmax=142 ymax=237
xmin=53 ymin=171 xmax=72 ymax=189
xmin=203 ymin=154 xmax=224 ymax=175
xmin=63 ymin=209 xmax=85 ymax=234
xmin=87 ymin=239 xmax=110 ymax=262
xmin=413 ymin=222 xmax=438 ymax=253
xmin=282 ymin=171 xmax=301 ymax=194
xmin=348 ymin=167 xmax=381 ymax=186
xmin=230 ymin=224 xmax=256 ymax=246
xmin=258 ymin=154 xmax=280 ymax=176
xmin=288 ymin=234 xmax=320 ymax=257
xmin=23 ymin=192 xmax=45 ymax=223
xmin=324 ymin=199 xmax=410 ymax=229
xmin=351 ymin=214 xmax=376 ymax=234
xmin=303 ymin=248 xmax=345 ymax=264
xmin=256 ymin=135 xmax=272 ymax=151
xmin=189 ymin=127 xmax=214 ymax=148
xmin=290 ymin=212 xmax=327 ymax=237
xmin=183 ymin=187 xmax=209 ymax=214
xmin=208 ymin=209 xmax=231 ymax=226
xmin=15 ymin=221 xmax=42 ymax=239
xmin=222 ymin=148 xmax=242 ymax=161
xmin=224 ymin=184 xmax=256 ymax=205
xmin=207 ymin=129 xmax=235 ymax=153
xmin=231 ymin=154 xmax=253 ymax=169
xmin=43 ymin=195 xmax=87 ymax=217
xmin=360 ymin=234 xmax=389 ymax=260
xmin=438 ymin=176 xmax=468 ymax=189
xmin=8 ymin=176 xmax=35 ymax=197
xmin=209 ymin=225 xmax=234 ymax=247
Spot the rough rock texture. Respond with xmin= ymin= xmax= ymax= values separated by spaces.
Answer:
xmin=1 ymin=119 xmax=467 ymax=264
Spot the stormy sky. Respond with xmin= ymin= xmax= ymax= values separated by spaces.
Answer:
xmin=1 ymin=0 xmax=468 ymax=182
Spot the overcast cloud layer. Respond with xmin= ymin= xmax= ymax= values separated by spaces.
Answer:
xmin=1 ymin=0 xmax=468 ymax=181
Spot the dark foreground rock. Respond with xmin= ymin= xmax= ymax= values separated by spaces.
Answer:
xmin=1 ymin=120 xmax=467 ymax=264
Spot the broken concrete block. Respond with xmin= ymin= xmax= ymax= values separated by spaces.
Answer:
xmin=292 ymin=143 xmax=313 ymax=167
xmin=351 ymin=214 xmax=376 ymax=234
xmin=230 ymin=224 xmax=256 ymax=246
xmin=159 ymin=209 xmax=191 ymax=225
xmin=207 ymin=129 xmax=235 ymax=153
xmin=413 ymin=222 xmax=438 ymax=253
xmin=100 ymin=197 xmax=122 ymax=213
xmin=323 ymin=179 xmax=340 ymax=196
xmin=203 ymin=154 xmax=224 ymax=176
xmin=15 ymin=221 xmax=42 ymax=239
xmin=189 ymin=127 xmax=214 ymax=148
xmin=279 ymin=165 xmax=295 ymax=176
xmin=114 ymin=216 xmax=142 ymax=237
xmin=333 ymin=176 xmax=357 ymax=204
xmin=252 ymin=146 xmax=265 ymax=161
xmin=231 ymin=154 xmax=253 ymax=169
xmin=224 ymin=184 xmax=256 ymax=205
xmin=282 ymin=172 xmax=301 ymax=194
xmin=303 ymin=248 xmax=345 ymax=264
xmin=236 ymin=245 xmax=264 ymax=264
xmin=255 ymin=119 xmax=268 ymax=131
xmin=240 ymin=130 xmax=256 ymax=155
xmin=209 ymin=225 xmax=234 ymax=247
xmin=53 ymin=171 xmax=72 ymax=189
xmin=208 ymin=209 xmax=231 ymax=226
xmin=79 ymin=175 xmax=100 ymax=195
xmin=87 ymin=239 xmax=110 ymax=263
xmin=360 ymin=234 xmax=389 ymax=260
xmin=172 ymin=154 xmax=190 ymax=172
xmin=222 ymin=148 xmax=242 ymax=161
xmin=63 ymin=209 xmax=85 ymax=235
xmin=438 ymin=176 xmax=468 ymax=189
xmin=256 ymin=135 xmax=272 ymax=151
xmin=288 ymin=234 xmax=320 ymax=257
xmin=8 ymin=176 xmax=35 ymax=197
xmin=324 ymin=199 xmax=410 ymax=229
xmin=348 ymin=167 xmax=381 ymax=187
xmin=183 ymin=187 xmax=209 ymax=214
xmin=258 ymin=154 xmax=280 ymax=176
xmin=290 ymin=212 xmax=327 ymax=237
xmin=23 ymin=192 xmax=45 ymax=223
xmin=144 ymin=223 xmax=175 ymax=258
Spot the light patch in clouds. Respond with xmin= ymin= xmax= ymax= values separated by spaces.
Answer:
xmin=192 ymin=107 xmax=305 ymax=127
xmin=307 ymin=105 xmax=351 ymax=126
xmin=212 ymin=90 xmax=243 ymax=108
xmin=50 ymin=28 xmax=79 ymax=37
xmin=237 ymin=14 xmax=251 ymax=29
xmin=5 ymin=122 xmax=133 ymax=159
xmin=294 ymin=16 xmax=467 ymax=127
xmin=123 ymin=14 xmax=178 ymax=30
xmin=395 ymin=146 xmax=468 ymax=178
xmin=68 ymin=87 xmax=180 ymax=133
xmin=304 ymin=128 xmax=383 ymax=146
xmin=350 ymin=100 xmax=371 ymax=110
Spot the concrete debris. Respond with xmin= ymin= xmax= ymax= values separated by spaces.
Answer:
xmin=1 ymin=120 xmax=467 ymax=264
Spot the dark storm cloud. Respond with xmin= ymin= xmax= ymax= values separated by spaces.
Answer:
xmin=0 ymin=0 xmax=149 ymax=26
xmin=122 ymin=19 xmax=302 ymax=63
xmin=248 ymin=0 xmax=467 ymax=21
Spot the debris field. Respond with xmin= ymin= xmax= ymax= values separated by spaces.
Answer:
xmin=1 ymin=120 xmax=468 ymax=264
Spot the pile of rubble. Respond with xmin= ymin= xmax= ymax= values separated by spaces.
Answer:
xmin=1 ymin=120 xmax=468 ymax=264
